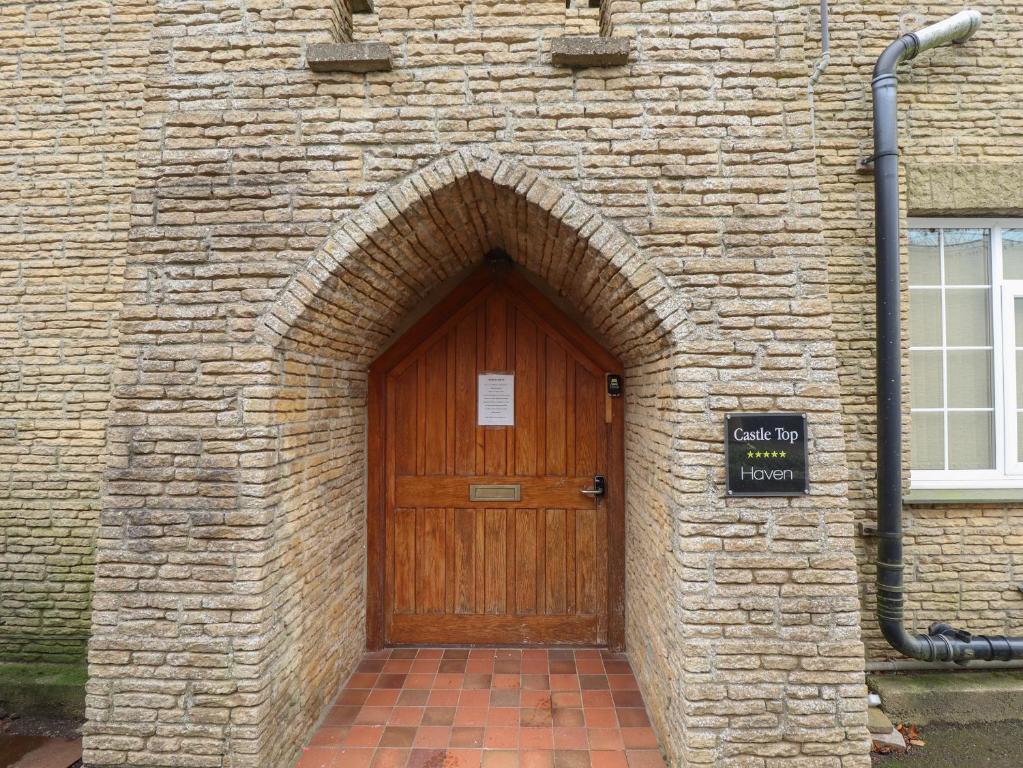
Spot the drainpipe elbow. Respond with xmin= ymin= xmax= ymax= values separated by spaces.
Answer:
xmin=873 ymin=36 xmax=916 ymax=81
xmin=878 ymin=616 xmax=926 ymax=660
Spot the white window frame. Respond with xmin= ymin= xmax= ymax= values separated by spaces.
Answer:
xmin=1001 ymin=280 xmax=1023 ymax=479
xmin=909 ymin=217 xmax=1023 ymax=489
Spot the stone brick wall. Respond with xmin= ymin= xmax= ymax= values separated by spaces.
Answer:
xmin=0 ymin=0 xmax=913 ymax=765
xmin=0 ymin=0 xmax=150 ymax=662
xmin=82 ymin=1 xmax=871 ymax=766
xmin=814 ymin=1 xmax=1023 ymax=662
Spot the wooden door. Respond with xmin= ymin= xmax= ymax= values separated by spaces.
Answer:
xmin=367 ymin=265 xmax=625 ymax=648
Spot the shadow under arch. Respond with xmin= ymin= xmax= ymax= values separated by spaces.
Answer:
xmin=249 ymin=145 xmax=693 ymax=767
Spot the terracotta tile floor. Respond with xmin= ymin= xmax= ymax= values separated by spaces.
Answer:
xmin=298 ymin=647 xmax=667 ymax=768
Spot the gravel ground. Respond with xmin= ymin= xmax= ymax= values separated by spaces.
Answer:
xmin=874 ymin=721 xmax=1023 ymax=767
xmin=0 ymin=712 xmax=82 ymax=740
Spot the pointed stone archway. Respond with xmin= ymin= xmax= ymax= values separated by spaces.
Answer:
xmin=86 ymin=145 xmax=870 ymax=768
xmin=255 ymin=146 xmax=689 ymax=363
xmin=239 ymin=146 xmax=692 ymax=767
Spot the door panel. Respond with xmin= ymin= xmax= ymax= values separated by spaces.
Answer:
xmin=373 ymin=270 xmax=622 ymax=646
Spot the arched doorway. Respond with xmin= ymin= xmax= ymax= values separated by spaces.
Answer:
xmin=367 ymin=256 xmax=626 ymax=649
xmin=239 ymin=146 xmax=687 ymax=765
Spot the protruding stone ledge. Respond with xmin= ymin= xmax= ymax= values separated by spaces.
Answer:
xmin=551 ymin=36 xmax=629 ymax=68
xmin=307 ymin=41 xmax=391 ymax=73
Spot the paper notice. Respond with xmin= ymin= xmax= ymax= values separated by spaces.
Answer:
xmin=478 ymin=373 xmax=514 ymax=426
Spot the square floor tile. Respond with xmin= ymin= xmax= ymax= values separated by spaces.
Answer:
xmin=519 ymin=728 xmax=554 ymax=750
xmin=553 ymin=749 xmax=589 ymax=768
xmin=488 ymin=707 xmax=519 ymax=727
xmin=345 ymin=725 xmax=384 ymax=748
xmin=398 ymin=689 xmax=430 ymax=706
xmin=336 ymin=748 xmax=374 ymax=767
xmin=296 ymin=747 xmax=337 ymax=768
xmin=552 ymin=709 xmax=584 ymax=727
xmin=588 ymin=728 xmax=624 ymax=750
xmin=484 ymin=725 xmax=519 ymax=749
xmin=520 ymin=750 xmax=555 ymax=768
xmin=422 ymin=707 xmax=456 ymax=726
xmin=451 ymin=726 xmax=485 ymax=747
xmin=371 ymin=747 xmax=409 ymax=768
xmin=455 ymin=706 xmax=488 ymax=726
xmin=482 ymin=750 xmax=520 ymax=768
xmin=616 ymin=709 xmax=650 ymax=727
xmin=308 ymin=726 xmax=348 ymax=747
xmin=592 ymin=751 xmax=629 ymax=768
xmin=380 ymin=726 xmax=416 ymax=748
xmin=389 ymin=706 xmax=424 ymax=726
xmin=553 ymin=727 xmax=587 ymax=750
xmin=356 ymin=707 xmax=392 ymax=725
xmin=625 ymin=750 xmax=666 ymax=767
xmin=446 ymin=748 xmax=483 ymax=768
xmin=621 ymin=728 xmax=658 ymax=750
xmin=413 ymin=726 xmax=451 ymax=748
xmin=428 ymin=690 xmax=460 ymax=707
xmin=367 ymin=689 xmax=401 ymax=707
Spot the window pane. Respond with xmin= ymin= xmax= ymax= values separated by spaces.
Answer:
xmin=911 ymin=411 xmax=945 ymax=470
xmin=945 ymin=288 xmax=991 ymax=346
xmin=1017 ymin=351 xmax=1023 ymax=408
xmin=946 ymin=350 xmax=992 ymax=408
xmin=1016 ymin=297 xmax=1023 ymax=345
xmin=909 ymin=228 xmax=940 ymax=285
xmin=910 ymin=350 xmax=944 ymax=408
xmin=947 ymin=411 xmax=994 ymax=470
xmin=1018 ymin=412 xmax=1023 ymax=462
xmin=1004 ymin=230 xmax=1023 ymax=279
xmin=943 ymin=228 xmax=990 ymax=285
xmin=909 ymin=289 xmax=942 ymax=346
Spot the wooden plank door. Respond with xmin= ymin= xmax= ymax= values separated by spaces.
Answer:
xmin=367 ymin=265 xmax=625 ymax=647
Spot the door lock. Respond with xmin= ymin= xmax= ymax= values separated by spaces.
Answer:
xmin=580 ymin=475 xmax=606 ymax=498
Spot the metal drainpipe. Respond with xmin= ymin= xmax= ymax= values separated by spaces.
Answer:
xmin=807 ymin=0 xmax=830 ymax=141
xmin=873 ymin=9 xmax=1023 ymax=663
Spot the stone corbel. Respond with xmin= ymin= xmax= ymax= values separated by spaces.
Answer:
xmin=551 ymin=36 xmax=630 ymax=68
xmin=306 ymin=41 xmax=391 ymax=73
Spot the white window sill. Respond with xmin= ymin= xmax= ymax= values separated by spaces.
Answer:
xmin=905 ymin=487 xmax=1023 ymax=504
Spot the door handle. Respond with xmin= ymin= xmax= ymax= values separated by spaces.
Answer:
xmin=580 ymin=475 xmax=606 ymax=498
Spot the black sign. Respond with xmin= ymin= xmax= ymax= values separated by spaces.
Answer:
xmin=725 ymin=413 xmax=808 ymax=496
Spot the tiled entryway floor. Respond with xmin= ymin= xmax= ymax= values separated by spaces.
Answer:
xmin=298 ymin=647 xmax=667 ymax=768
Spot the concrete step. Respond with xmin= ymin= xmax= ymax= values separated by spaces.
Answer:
xmin=867 ymin=670 xmax=1023 ymax=725
xmin=868 ymin=706 xmax=895 ymax=735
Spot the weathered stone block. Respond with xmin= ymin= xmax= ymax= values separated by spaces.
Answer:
xmin=551 ymin=36 xmax=630 ymax=68
xmin=306 ymin=41 xmax=392 ymax=73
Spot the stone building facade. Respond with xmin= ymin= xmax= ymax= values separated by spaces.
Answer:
xmin=0 ymin=0 xmax=1019 ymax=766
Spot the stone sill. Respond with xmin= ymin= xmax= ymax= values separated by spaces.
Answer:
xmin=904 ymin=489 xmax=1023 ymax=505
xmin=551 ymin=36 xmax=630 ymax=68
xmin=307 ymin=41 xmax=391 ymax=73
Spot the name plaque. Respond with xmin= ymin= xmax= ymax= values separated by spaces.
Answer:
xmin=725 ymin=413 xmax=808 ymax=496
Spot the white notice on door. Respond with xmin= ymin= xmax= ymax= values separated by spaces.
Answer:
xmin=478 ymin=373 xmax=514 ymax=426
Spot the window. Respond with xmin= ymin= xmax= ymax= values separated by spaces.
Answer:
xmin=909 ymin=220 xmax=1023 ymax=488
